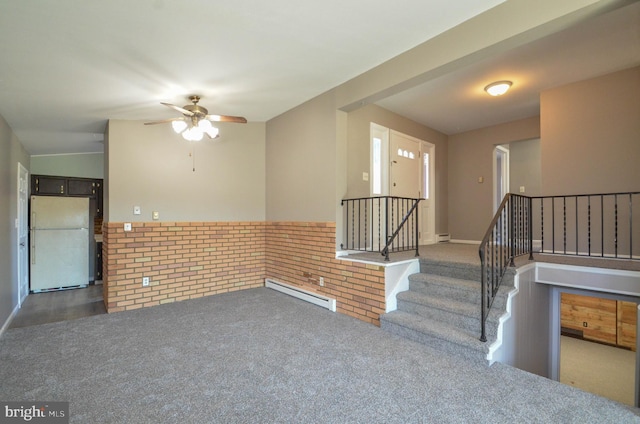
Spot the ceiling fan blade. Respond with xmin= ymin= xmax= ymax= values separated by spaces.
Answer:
xmin=161 ymin=102 xmax=194 ymax=116
xmin=144 ymin=117 xmax=185 ymax=125
xmin=206 ymin=114 xmax=247 ymax=124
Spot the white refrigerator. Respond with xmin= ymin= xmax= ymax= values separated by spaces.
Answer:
xmin=30 ymin=195 xmax=90 ymax=292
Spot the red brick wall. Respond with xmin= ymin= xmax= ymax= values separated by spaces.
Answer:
xmin=103 ymin=221 xmax=386 ymax=325
xmin=103 ymin=222 xmax=265 ymax=312
xmin=265 ymin=222 xmax=385 ymax=325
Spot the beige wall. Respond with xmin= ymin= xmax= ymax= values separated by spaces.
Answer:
xmin=106 ymin=119 xmax=266 ymax=222
xmin=346 ymin=104 xmax=449 ymax=235
xmin=0 ymin=113 xmax=30 ymax=329
xmin=448 ymin=116 xmax=540 ymax=241
xmin=540 ymin=66 xmax=640 ymax=195
xmin=266 ymin=91 xmax=338 ymax=222
xmin=510 ymin=138 xmax=541 ymax=196
xmin=30 ymin=153 xmax=104 ymax=179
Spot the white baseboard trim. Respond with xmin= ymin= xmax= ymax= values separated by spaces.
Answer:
xmin=450 ymin=239 xmax=481 ymax=245
xmin=0 ymin=302 xmax=21 ymax=339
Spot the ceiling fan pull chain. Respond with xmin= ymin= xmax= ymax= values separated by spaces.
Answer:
xmin=192 ymin=142 xmax=196 ymax=172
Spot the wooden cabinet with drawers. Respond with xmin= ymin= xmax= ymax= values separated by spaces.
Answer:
xmin=561 ymin=293 xmax=637 ymax=351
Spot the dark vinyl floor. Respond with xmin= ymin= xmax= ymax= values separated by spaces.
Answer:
xmin=9 ymin=284 xmax=106 ymax=329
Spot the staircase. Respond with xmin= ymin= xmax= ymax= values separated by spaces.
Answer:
xmin=380 ymin=257 xmax=515 ymax=363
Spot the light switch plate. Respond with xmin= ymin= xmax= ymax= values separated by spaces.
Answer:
xmin=124 ymin=223 xmax=132 ymax=231
xmin=133 ymin=206 xmax=141 ymax=215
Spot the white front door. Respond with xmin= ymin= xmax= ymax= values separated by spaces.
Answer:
xmin=17 ymin=163 xmax=29 ymax=305
xmin=390 ymin=130 xmax=420 ymax=198
xmin=389 ymin=130 xmax=436 ymax=245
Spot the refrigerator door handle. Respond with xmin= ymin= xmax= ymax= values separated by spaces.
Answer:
xmin=31 ymin=229 xmax=36 ymax=264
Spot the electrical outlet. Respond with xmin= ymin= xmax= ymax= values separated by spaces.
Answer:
xmin=124 ymin=223 xmax=132 ymax=231
xmin=319 ymin=277 xmax=325 ymax=287
xmin=142 ymin=277 xmax=150 ymax=287
xmin=583 ymin=321 xmax=588 ymax=327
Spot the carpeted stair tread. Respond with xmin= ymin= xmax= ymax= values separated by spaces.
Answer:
xmin=409 ymin=273 xmax=478 ymax=290
xmin=395 ymin=290 xmax=504 ymax=338
xmin=397 ymin=286 xmax=509 ymax=321
xmin=397 ymin=290 xmax=477 ymax=317
xmin=381 ymin=310 xmax=490 ymax=358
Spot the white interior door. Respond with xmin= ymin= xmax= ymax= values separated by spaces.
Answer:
xmin=17 ymin=163 xmax=29 ymax=304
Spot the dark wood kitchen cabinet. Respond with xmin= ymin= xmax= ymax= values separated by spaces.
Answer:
xmin=32 ymin=176 xmax=67 ymax=195
xmin=67 ymin=178 xmax=97 ymax=196
xmin=32 ymin=175 xmax=101 ymax=200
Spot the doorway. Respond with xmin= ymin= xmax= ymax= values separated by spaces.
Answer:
xmin=17 ymin=162 xmax=29 ymax=306
xmin=554 ymin=289 xmax=639 ymax=406
xmin=370 ymin=124 xmax=436 ymax=246
xmin=493 ymin=145 xmax=509 ymax=212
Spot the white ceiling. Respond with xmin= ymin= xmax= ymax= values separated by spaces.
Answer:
xmin=377 ymin=1 xmax=640 ymax=135
xmin=0 ymin=1 xmax=638 ymax=155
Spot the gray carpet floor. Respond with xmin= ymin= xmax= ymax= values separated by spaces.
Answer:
xmin=1 ymin=287 xmax=639 ymax=423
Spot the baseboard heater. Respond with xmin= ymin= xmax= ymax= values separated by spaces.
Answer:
xmin=265 ymin=279 xmax=336 ymax=312
xmin=437 ymin=234 xmax=451 ymax=243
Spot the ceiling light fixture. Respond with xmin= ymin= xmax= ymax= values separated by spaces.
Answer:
xmin=172 ymin=116 xmax=219 ymax=141
xmin=484 ymin=80 xmax=512 ymax=96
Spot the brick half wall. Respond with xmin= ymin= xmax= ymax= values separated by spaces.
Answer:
xmin=103 ymin=222 xmax=265 ymax=312
xmin=103 ymin=221 xmax=386 ymax=326
xmin=265 ymin=222 xmax=385 ymax=325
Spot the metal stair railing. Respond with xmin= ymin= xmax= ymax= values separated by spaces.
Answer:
xmin=478 ymin=194 xmax=532 ymax=342
xmin=479 ymin=191 xmax=639 ymax=342
xmin=341 ymin=196 xmax=421 ymax=261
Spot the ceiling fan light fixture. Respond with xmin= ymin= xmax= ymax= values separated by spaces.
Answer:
xmin=183 ymin=126 xmax=204 ymax=141
xmin=172 ymin=120 xmax=188 ymax=134
xmin=484 ymin=80 xmax=512 ymax=96
xmin=197 ymin=119 xmax=220 ymax=139
xmin=205 ymin=127 xmax=220 ymax=139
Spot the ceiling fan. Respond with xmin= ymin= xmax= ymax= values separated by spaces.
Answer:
xmin=145 ymin=95 xmax=247 ymax=141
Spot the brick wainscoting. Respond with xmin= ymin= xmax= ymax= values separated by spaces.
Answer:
xmin=103 ymin=221 xmax=386 ymax=325
xmin=265 ymin=222 xmax=385 ymax=325
xmin=103 ymin=222 xmax=266 ymax=312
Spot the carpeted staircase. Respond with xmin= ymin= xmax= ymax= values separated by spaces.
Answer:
xmin=381 ymin=258 xmax=515 ymax=363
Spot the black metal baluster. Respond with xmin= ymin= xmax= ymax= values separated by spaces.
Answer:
xmin=575 ymin=196 xmax=579 ymax=256
xmin=378 ymin=197 xmax=382 ymax=253
xmin=415 ymin=200 xmax=420 ymax=257
xmin=364 ymin=199 xmax=368 ymax=251
xmin=357 ymin=199 xmax=362 ymax=250
xmin=630 ymin=193 xmax=634 ymax=260
xmin=552 ymin=198 xmax=556 ymax=254
xmin=541 ymin=199 xmax=545 ymax=254
xmin=588 ymin=196 xmax=591 ymax=256
xmin=615 ymin=194 xmax=618 ymax=258
xmin=350 ymin=201 xmax=354 ymax=250
xmin=601 ymin=195 xmax=604 ymax=257
xmin=563 ymin=196 xmax=567 ymax=255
